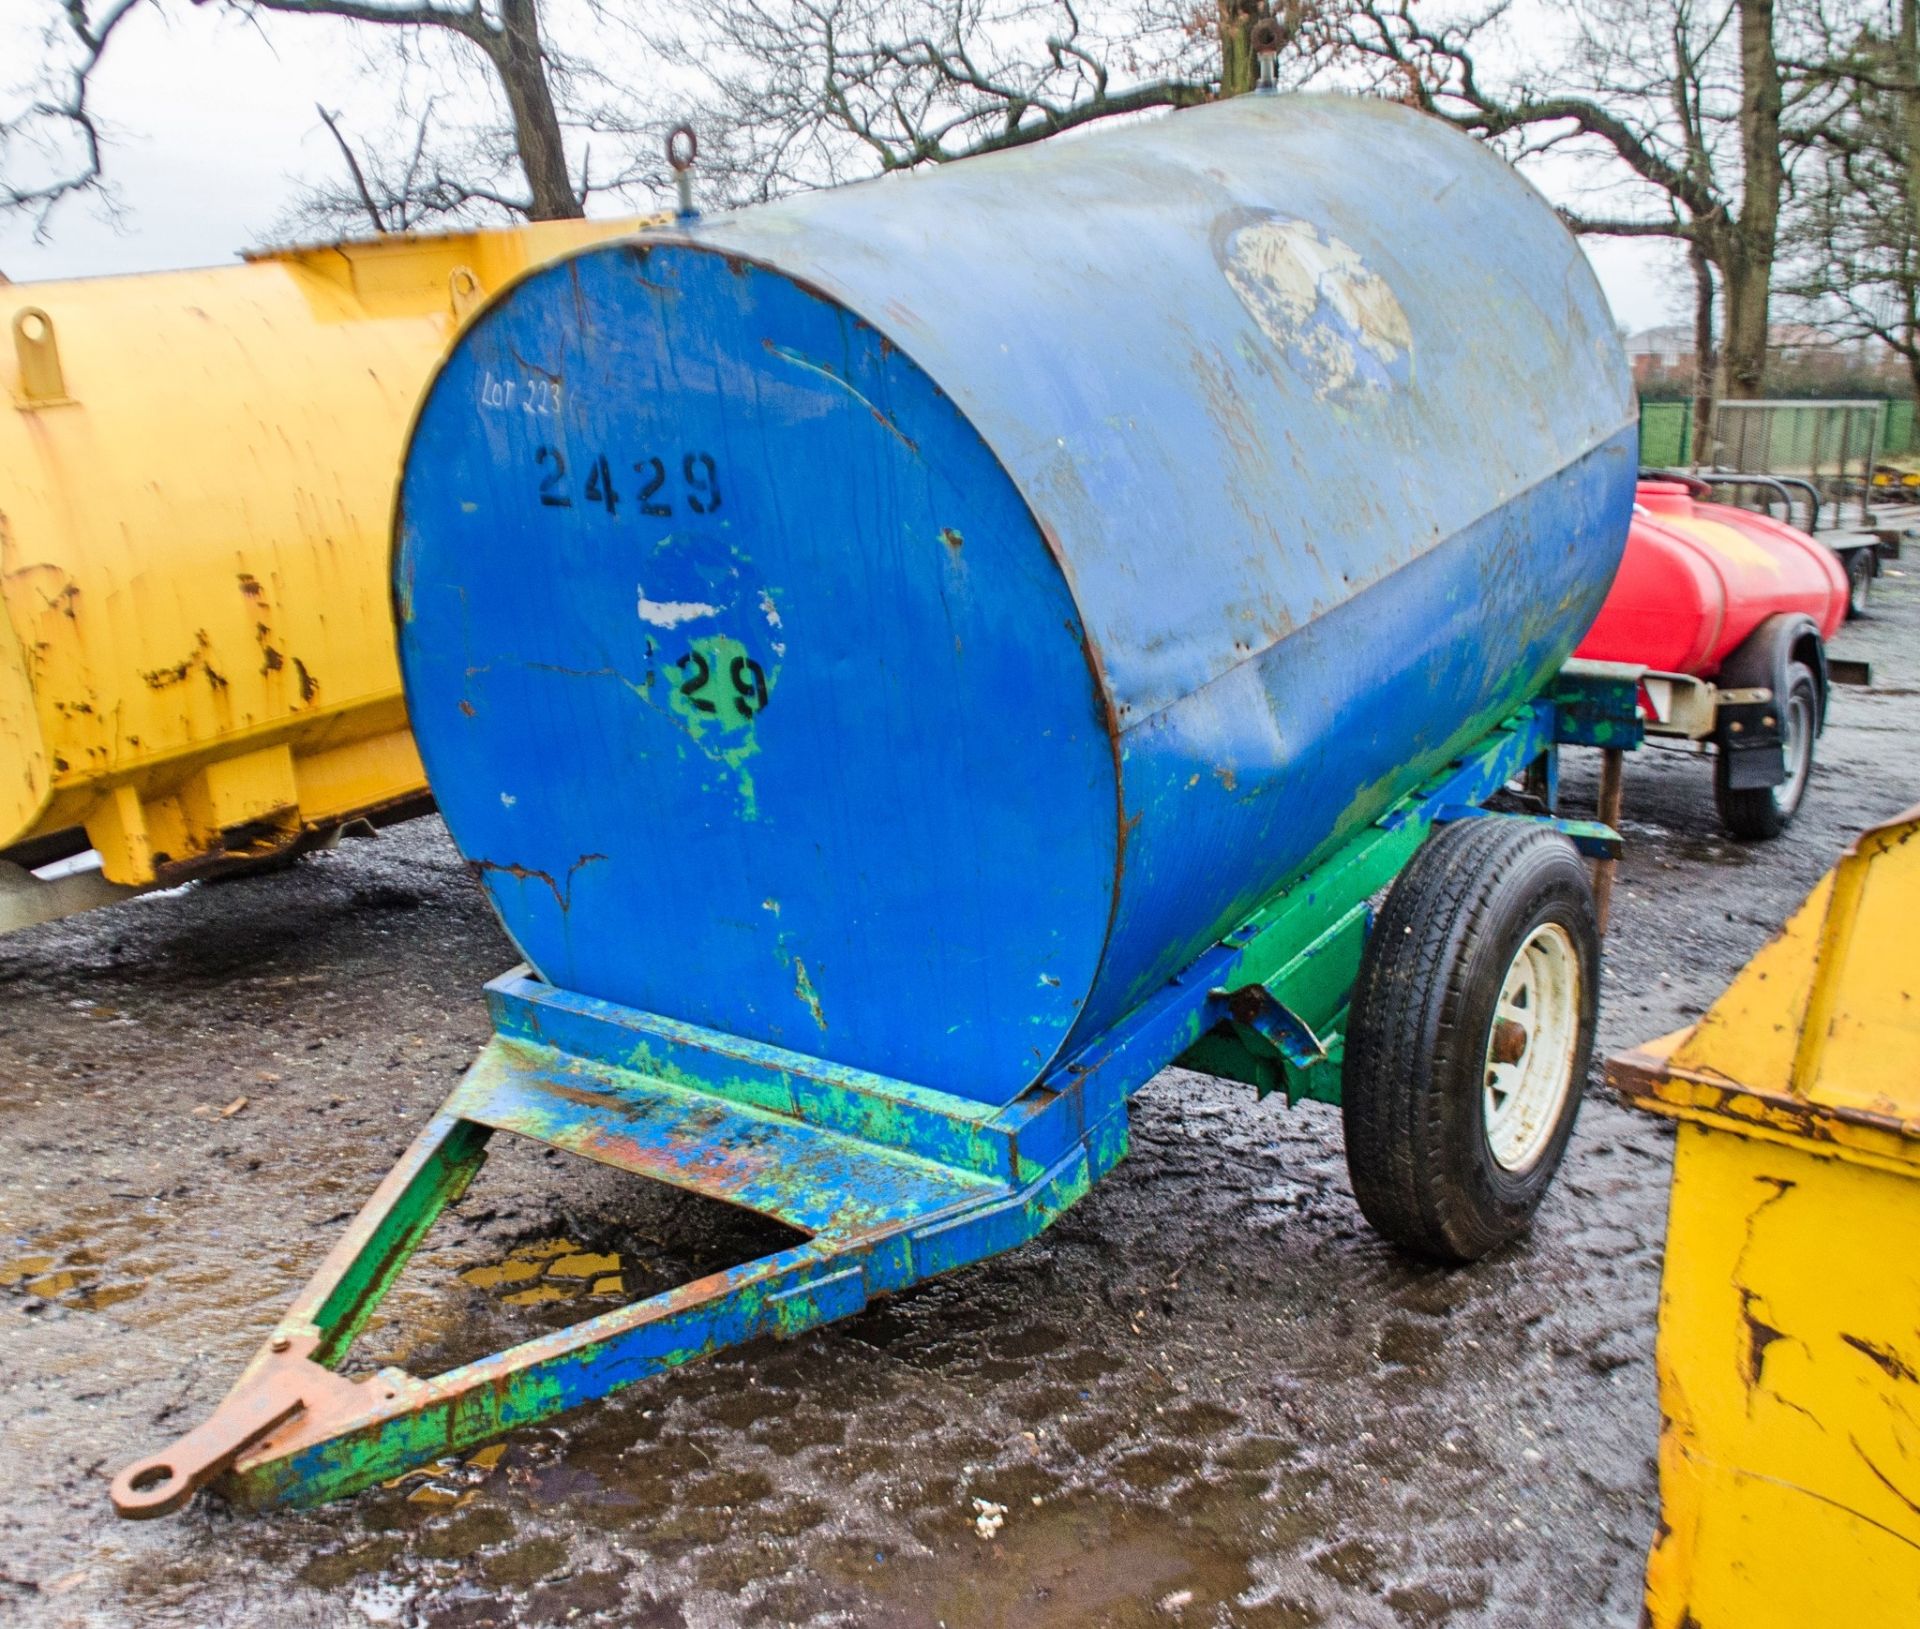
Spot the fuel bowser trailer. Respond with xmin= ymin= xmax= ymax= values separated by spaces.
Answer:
xmin=112 ymin=94 xmax=1645 ymax=1516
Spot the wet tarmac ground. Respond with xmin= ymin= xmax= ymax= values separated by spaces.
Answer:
xmin=4 ymin=570 xmax=1917 ymax=1628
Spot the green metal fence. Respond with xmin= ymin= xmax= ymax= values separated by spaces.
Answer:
xmin=1885 ymin=398 xmax=1915 ymax=458
xmin=1639 ymin=398 xmax=1915 ymax=468
xmin=1639 ymin=401 xmax=1691 ymax=467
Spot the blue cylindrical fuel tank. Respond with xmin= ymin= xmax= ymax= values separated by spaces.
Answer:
xmin=395 ymin=93 xmax=1635 ymax=1108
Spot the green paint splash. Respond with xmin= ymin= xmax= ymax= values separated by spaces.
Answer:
xmin=666 ymin=632 xmax=774 ymax=819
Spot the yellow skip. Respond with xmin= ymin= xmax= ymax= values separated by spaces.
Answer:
xmin=2 ymin=215 xmax=667 ymax=929
xmin=1610 ymin=806 xmax=1920 ymax=1627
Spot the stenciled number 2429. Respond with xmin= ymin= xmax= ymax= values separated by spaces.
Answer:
xmin=535 ymin=446 xmax=721 ymax=517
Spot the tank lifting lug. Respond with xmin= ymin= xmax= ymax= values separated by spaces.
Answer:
xmin=668 ymin=125 xmax=700 ymax=222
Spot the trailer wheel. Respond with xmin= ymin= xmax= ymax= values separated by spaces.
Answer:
xmin=1715 ymin=659 xmax=1818 ymax=840
xmin=1844 ymin=548 xmax=1874 ymax=619
xmin=1342 ymin=818 xmax=1599 ymax=1264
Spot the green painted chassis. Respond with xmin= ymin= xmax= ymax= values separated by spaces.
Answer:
xmin=109 ymin=671 xmax=1640 ymax=1516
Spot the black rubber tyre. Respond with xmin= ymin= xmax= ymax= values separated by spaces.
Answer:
xmin=1715 ymin=659 xmax=1818 ymax=841
xmin=1845 ymin=549 xmax=1874 ymax=619
xmin=1341 ymin=818 xmax=1601 ymax=1264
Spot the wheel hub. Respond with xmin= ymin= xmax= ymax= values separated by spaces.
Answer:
xmin=1483 ymin=923 xmax=1582 ymax=1173
xmin=1489 ymin=1017 xmax=1529 ymax=1065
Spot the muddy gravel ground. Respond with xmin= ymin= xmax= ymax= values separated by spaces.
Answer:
xmin=4 ymin=571 xmax=1917 ymax=1629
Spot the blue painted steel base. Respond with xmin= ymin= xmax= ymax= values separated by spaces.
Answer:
xmin=421 ymin=691 xmax=1614 ymax=1353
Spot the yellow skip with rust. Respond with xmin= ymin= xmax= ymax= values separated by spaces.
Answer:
xmin=1 ymin=216 xmax=664 ymax=926
xmin=1609 ymin=805 xmax=1920 ymax=1628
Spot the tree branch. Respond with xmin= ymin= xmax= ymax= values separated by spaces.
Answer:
xmin=314 ymin=102 xmax=389 ymax=232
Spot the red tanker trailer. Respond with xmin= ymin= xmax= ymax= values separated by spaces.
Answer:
xmin=1574 ymin=477 xmax=1853 ymax=839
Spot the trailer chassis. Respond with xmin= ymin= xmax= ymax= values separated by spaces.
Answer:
xmin=110 ymin=673 xmax=1637 ymax=1517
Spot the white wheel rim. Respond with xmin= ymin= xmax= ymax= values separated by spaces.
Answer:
xmin=1482 ymin=923 xmax=1581 ymax=1173
xmin=1779 ymin=687 xmax=1814 ymax=814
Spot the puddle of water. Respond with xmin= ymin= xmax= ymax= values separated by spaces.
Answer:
xmin=838 ymin=1488 xmax=1267 ymax=1629
xmin=376 ymin=1441 xmax=512 ymax=1509
xmin=2 ymin=1244 xmax=145 ymax=1311
xmin=346 ymin=1149 xmax=809 ymax=1383
xmin=458 ymin=1237 xmax=625 ymax=1306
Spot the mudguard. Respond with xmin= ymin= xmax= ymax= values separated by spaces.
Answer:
xmin=1715 ymin=613 xmax=1827 ymax=790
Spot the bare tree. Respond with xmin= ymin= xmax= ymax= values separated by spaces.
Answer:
xmin=1785 ymin=1 xmax=1920 ymax=394
xmin=2 ymin=0 xmax=672 ymax=237
xmin=1336 ymin=0 xmax=1824 ymax=405
xmin=656 ymin=0 xmax=1330 ymax=201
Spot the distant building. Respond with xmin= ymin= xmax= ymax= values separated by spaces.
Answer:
xmin=1625 ymin=323 xmax=1901 ymax=388
xmin=1624 ymin=324 xmax=1695 ymax=378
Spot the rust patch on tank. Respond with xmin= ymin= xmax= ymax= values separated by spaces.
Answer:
xmin=469 ymin=852 xmax=608 ymax=912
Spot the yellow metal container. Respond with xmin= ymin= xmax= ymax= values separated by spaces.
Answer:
xmin=1609 ymin=806 xmax=1920 ymax=1628
xmin=2 ymin=217 xmax=653 ymax=923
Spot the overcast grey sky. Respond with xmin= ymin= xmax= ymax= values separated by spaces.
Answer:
xmin=0 ymin=0 xmax=1687 ymax=332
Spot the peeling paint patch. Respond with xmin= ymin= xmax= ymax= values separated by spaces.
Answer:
xmin=793 ymin=958 xmax=827 ymax=1031
xmin=1737 ymin=1288 xmax=1788 ymax=1390
xmin=141 ymin=629 xmax=228 ymax=692
xmin=637 ymin=586 xmax=722 ymax=629
xmin=1841 ymin=1333 xmax=1920 ymax=1385
xmin=1224 ymin=216 xmax=1411 ymax=399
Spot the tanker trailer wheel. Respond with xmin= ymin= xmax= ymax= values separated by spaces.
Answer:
xmin=1714 ymin=659 xmax=1818 ymax=841
xmin=1341 ymin=818 xmax=1600 ymax=1264
xmin=1844 ymin=548 xmax=1874 ymax=619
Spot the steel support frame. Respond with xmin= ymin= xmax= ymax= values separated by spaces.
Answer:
xmin=112 ymin=681 xmax=1637 ymax=1515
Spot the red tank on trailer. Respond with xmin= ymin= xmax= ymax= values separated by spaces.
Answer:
xmin=1577 ymin=480 xmax=1847 ymax=674
xmin=1572 ymin=479 xmax=1852 ymax=841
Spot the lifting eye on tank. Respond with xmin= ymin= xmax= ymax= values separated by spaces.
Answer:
xmin=1249 ymin=3 xmax=1299 ymax=92
xmin=668 ymin=125 xmax=700 ymax=222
